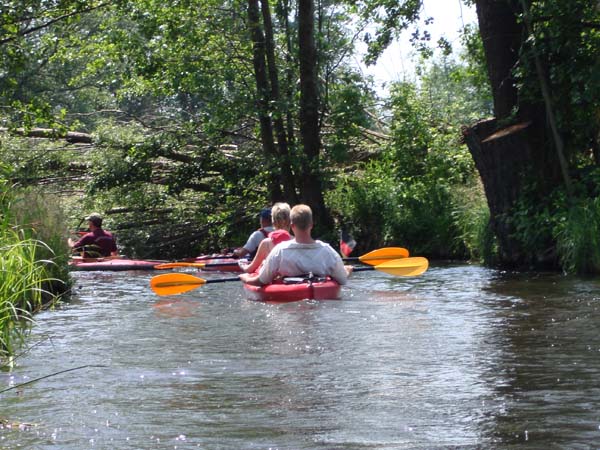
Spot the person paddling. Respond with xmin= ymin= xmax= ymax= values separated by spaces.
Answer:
xmin=239 ymin=204 xmax=353 ymax=286
xmin=239 ymin=202 xmax=291 ymax=274
xmin=232 ymin=208 xmax=274 ymax=259
xmin=68 ymin=213 xmax=118 ymax=258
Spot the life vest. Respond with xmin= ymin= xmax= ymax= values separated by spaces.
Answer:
xmin=269 ymin=229 xmax=291 ymax=246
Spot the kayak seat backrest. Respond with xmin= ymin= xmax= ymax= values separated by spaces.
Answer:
xmin=282 ymin=274 xmax=328 ymax=284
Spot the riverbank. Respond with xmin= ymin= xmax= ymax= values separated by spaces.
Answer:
xmin=0 ymin=185 xmax=71 ymax=359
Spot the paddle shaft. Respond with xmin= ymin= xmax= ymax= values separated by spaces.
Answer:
xmin=196 ymin=256 xmax=395 ymax=263
xmin=193 ymin=254 xmax=237 ymax=260
xmin=203 ymin=261 xmax=241 ymax=268
xmin=352 ymin=266 xmax=377 ymax=273
xmin=204 ymin=276 xmax=240 ymax=283
xmin=342 ymin=257 xmax=362 ymax=263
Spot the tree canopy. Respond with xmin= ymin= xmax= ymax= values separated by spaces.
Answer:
xmin=2 ymin=0 xmax=599 ymax=272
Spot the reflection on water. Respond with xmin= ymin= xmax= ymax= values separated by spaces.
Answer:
xmin=1 ymin=264 xmax=600 ymax=448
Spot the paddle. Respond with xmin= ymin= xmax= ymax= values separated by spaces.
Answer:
xmin=154 ymin=247 xmax=410 ymax=270
xmin=352 ymin=256 xmax=427 ymax=276
xmin=150 ymin=274 xmax=242 ymax=296
xmin=150 ymin=256 xmax=428 ymax=296
xmin=154 ymin=261 xmax=240 ymax=270
xmin=189 ymin=254 xmax=237 ymax=260
xmin=344 ymin=247 xmax=409 ymax=265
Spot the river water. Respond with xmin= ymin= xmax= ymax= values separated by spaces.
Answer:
xmin=1 ymin=262 xmax=600 ymax=449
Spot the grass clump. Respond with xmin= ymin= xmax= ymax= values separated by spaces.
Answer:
xmin=554 ymin=197 xmax=600 ymax=274
xmin=0 ymin=170 xmax=71 ymax=358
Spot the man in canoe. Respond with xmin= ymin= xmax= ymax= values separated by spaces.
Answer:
xmin=239 ymin=204 xmax=353 ymax=286
xmin=68 ymin=213 xmax=118 ymax=258
xmin=232 ymin=208 xmax=274 ymax=259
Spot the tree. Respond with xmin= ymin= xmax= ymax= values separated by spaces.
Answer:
xmin=297 ymin=0 xmax=333 ymax=231
xmin=463 ymin=0 xmax=600 ymax=267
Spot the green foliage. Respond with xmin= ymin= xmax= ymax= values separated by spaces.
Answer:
xmin=326 ymin=160 xmax=398 ymax=252
xmin=326 ymin=158 xmax=485 ymax=259
xmin=457 ymin=24 xmax=491 ymax=103
xmin=554 ymin=197 xmax=600 ymax=274
xmin=324 ymin=71 xmax=377 ymax=162
xmin=0 ymin=167 xmax=71 ymax=358
xmin=351 ymin=0 xmax=422 ymax=66
xmin=327 ymin=48 xmax=491 ymax=259
xmin=515 ymin=0 xmax=600 ymax=162
xmin=509 ymin=167 xmax=600 ymax=273
xmin=450 ymin=183 xmax=493 ymax=263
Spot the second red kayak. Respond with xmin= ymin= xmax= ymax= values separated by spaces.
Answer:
xmin=184 ymin=255 xmax=243 ymax=272
xmin=243 ymin=277 xmax=341 ymax=302
xmin=69 ymin=257 xmax=166 ymax=271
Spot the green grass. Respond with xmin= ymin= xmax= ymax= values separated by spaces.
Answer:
xmin=450 ymin=183 xmax=493 ymax=263
xmin=0 ymin=184 xmax=71 ymax=358
xmin=0 ymin=233 xmax=56 ymax=355
xmin=555 ymin=198 xmax=600 ymax=274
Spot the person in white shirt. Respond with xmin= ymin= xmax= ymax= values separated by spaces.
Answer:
xmin=239 ymin=202 xmax=292 ymax=274
xmin=239 ymin=204 xmax=353 ymax=286
xmin=233 ymin=208 xmax=274 ymax=259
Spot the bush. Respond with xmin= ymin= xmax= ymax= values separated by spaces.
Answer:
xmin=326 ymin=159 xmax=489 ymax=259
xmin=554 ymin=197 xmax=600 ymax=274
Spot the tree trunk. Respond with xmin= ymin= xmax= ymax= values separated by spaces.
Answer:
xmin=0 ymin=127 xmax=92 ymax=143
xmin=465 ymin=0 xmax=564 ymax=267
xmin=276 ymin=0 xmax=299 ymax=173
xmin=260 ymin=0 xmax=298 ymax=203
xmin=475 ymin=0 xmax=521 ymax=120
xmin=464 ymin=120 xmax=533 ymax=265
xmin=248 ymin=0 xmax=283 ymax=202
xmin=297 ymin=0 xmax=333 ymax=233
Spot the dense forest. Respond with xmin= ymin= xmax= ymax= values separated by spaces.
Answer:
xmin=1 ymin=0 xmax=599 ymax=273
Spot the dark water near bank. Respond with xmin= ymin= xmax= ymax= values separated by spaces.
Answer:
xmin=1 ymin=262 xmax=600 ymax=449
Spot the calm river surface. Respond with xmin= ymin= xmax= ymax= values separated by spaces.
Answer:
xmin=1 ymin=262 xmax=600 ymax=449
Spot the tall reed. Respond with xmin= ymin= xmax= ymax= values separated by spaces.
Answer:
xmin=450 ymin=183 xmax=493 ymax=263
xmin=555 ymin=198 xmax=600 ymax=274
xmin=0 ymin=180 xmax=70 ymax=357
xmin=0 ymin=232 xmax=57 ymax=355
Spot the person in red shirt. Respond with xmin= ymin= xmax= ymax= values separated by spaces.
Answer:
xmin=68 ymin=213 xmax=118 ymax=258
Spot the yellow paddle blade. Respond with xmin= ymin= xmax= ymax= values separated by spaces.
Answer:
xmin=373 ymin=257 xmax=428 ymax=277
xmin=154 ymin=262 xmax=206 ymax=269
xmin=358 ymin=247 xmax=410 ymax=265
xmin=150 ymin=273 xmax=207 ymax=296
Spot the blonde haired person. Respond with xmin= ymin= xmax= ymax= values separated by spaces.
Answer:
xmin=239 ymin=204 xmax=352 ymax=285
xmin=240 ymin=202 xmax=291 ymax=273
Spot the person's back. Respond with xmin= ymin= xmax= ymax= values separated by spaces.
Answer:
xmin=68 ymin=213 xmax=118 ymax=258
xmin=233 ymin=208 xmax=274 ymax=259
xmin=78 ymin=228 xmax=117 ymax=257
xmin=258 ymin=238 xmax=347 ymax=283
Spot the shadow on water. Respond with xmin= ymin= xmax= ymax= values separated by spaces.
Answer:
xmin=476 ymin=270 xmax=600 ymax=447
xmin=0 ymin=264 xmax=599 ymax=448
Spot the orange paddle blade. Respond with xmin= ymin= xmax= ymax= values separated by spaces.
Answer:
xmin=375 ymin=257 xmax=428 ymax=277
xmin=358 ymin=247 xmax=410 ymax=265
xmin=150 ymin=273 xmax=207 ymax=296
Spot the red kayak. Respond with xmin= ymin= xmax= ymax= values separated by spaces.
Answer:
xmin=243 ymin=277 xmax=341 ymax=302
xmin=69 ymin=257 xmax=166 ymax=271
